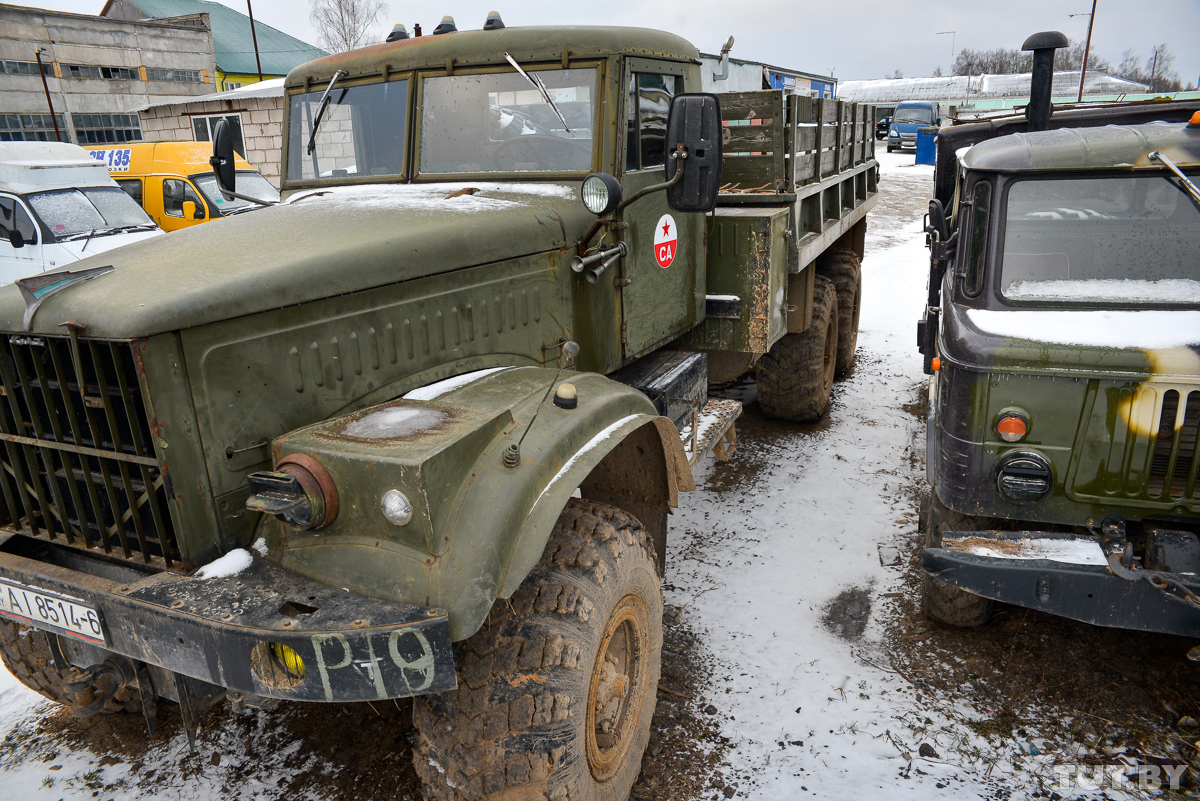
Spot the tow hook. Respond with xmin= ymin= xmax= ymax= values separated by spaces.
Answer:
xmin=62 ymin=660 xmax=127 ymax=717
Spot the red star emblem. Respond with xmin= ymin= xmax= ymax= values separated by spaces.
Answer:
xmin=661 ymin=221 xmax=671 ymax=237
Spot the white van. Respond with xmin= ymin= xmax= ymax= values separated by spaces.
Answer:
xmin=0 ymin=141 xmax=161 ymax=285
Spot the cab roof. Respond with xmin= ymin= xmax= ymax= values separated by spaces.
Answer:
xmin=286 ymin=25 xmax=698 ymax=88
xmin=961 ymin=120 xmax=1200 ymax=173
xmin=85 ymin=141 xmax=253 ymax=174
xmin=0 ymin=141 xmax=117 ymax=194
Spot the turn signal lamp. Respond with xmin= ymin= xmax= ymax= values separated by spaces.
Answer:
xmin=930 ymin=356 xmax=941 ymax=372
xmin=996 ymin=413 xmax=1029 ymax=443
xmin=1189 ymin=110 xmax=1200 ymax=128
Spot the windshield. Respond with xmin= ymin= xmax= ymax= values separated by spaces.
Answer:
xmin=287 ymin=78 xmax=409 ymax=183
xmin=26 ymin=187 xmax=155 ymax=240
xmin=420 ymin=68 xmax=595 ymax=175
xmin=1000 ymin=173 xmax=1200 ymax=305
xmin=893 ymin=107 xmax=933 ymax=124
xmin=194 ymin=171 xmax=280 ymax=214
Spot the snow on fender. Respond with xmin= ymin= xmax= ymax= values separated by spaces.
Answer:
xmin=654 ymin=214 xmax=677 ymax=269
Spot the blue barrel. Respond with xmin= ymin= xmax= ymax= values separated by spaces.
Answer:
xmin=915 ymin=126 xmax=938 ymax=165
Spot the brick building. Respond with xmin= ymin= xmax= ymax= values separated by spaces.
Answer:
xmin=138 ymin=77 xmax=284 ymax=186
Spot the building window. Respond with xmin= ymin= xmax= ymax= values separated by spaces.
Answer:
xmin=192 ymin=113 xmax=245 ymax=158
xmin=0 ymin=113 xmax=67 ymax=141
xmin=62 ymin=64 xmax=139 ymax=81
xmin=146 ymin=68 xmax=201 ymax=83
xmin=74 ymin=113 xmax=143 ymax=144
xmin=224 ymin=81 xmax=242 ymax=91
xmin=0 ymin=60 xmax=51 ymax=77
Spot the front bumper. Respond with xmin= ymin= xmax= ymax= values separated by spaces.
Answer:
xmin=924 ymin=530 xmax=1200 ymax=637
xmin=0 ymin=537 xmax=456 ymax=703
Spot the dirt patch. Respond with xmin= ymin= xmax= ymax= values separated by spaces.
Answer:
xmin=822 ymin=587 xmax=874 ymax=640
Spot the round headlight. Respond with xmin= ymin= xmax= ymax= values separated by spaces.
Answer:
xmin=276 ymin=454 xmax=339 ymax=530
xmin=581 ymin=173 xmax=622 ymax=216
xmin=381 ymin=489 xmax=413 ymax=526
xmin=995 ymin=452 xmax=1053 ymax=504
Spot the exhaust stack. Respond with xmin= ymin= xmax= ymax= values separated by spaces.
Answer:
xmin=1021 ymin=31 xmax=1069 ymax=132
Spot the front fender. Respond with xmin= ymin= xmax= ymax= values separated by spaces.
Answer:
xmin=261 ymin=366 xmax=692 ymax=641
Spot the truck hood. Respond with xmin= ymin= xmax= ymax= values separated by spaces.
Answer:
xmin=0 ymin=182 xmax=587 ymax=338
xmin=942 ymin=301 xmax=1200 ymax=379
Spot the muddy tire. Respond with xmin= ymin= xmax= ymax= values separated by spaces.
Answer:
xmin=818 ymin=252 xmax=862 ymax=377
xmin=413 ymin=499 xmax=663 ymax=801
xmin=920 ymin=493 xmax=995 ymax=628
xmin=755 ymin=274 xmax=838 ymax=422
xmin=0 ymin=619 xmax=140 ymax=713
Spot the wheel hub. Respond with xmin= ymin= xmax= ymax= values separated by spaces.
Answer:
xmin=586 ymin=594 xmax=648 ymax=782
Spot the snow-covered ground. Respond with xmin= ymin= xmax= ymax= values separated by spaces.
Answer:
xmin=0 ymin=151 xmax=1153 ymax=800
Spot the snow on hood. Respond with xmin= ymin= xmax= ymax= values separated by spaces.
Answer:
xmin=285 ymin=182 xmax=577 ymax=215
xmin=965 ymin=308 xmax=1200 ymax=349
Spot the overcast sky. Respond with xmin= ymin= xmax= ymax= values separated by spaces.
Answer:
xmin=14 ymin=0 xmax=1200 ymax=84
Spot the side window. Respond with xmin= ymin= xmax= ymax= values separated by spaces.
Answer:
xmin=625 ymin=73 xmax=677 ymax=172
xmin=163 ymin=179 xmax=204 ymax=218
xmin=962 ymin=180 xmax=991 ymax=297
xmin=0 ymin=195 xmax=38 ymax=245
xmin=116 ymin=179 xmax=143 ymax=208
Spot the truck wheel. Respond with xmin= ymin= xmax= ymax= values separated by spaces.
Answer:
xmin=819 ymin=252 xmax=861 ymax=377
xmin=413 ymin=499 xmax=662 ymax=801
xmin=920 ymin=494 xmax=995 ymax=628
xmin=0 ymin=620 xmax=140 ymax=713
xmin=755 ymin=274 xmax=838 ymax=422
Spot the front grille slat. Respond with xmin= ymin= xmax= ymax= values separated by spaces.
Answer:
xmin=1178 ymin=391 xmax=1200 ymax=499
xmin=44 ymin=340 xmax=112 ymax=552
xmin=0 ymin=335 xmax=179 ymax=567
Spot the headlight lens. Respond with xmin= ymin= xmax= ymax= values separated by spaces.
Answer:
xmin=581 ymin=173 xmax=621 ymax=216
xmin=996 ymin=452 xmax=1053 ymax=504
xmin=245 ymin=454 xmax=338 ymax=530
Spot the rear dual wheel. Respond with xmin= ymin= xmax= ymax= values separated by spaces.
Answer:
xmin=755 ymin=274 xmax=838 ymax=422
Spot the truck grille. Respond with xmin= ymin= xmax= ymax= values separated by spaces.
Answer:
xmin=1148 ymin=389 xmax=1200 ymax=500
xmin=0 ymin=335 xmax=178 ymax=566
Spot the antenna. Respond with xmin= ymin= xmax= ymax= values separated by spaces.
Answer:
xmin=502 ymin=341 xmax=580 ymax=467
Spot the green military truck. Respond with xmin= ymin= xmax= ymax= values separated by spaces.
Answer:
xmin=0 ymin=23 xmax=876 ymax=801
xmin=919 ymin=33 xmax=1200 ymax=643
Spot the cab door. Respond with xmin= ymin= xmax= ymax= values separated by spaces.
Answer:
xmin=160 ymin=177 xmax=208 ymax=231
xmin=0 ymin=194 xmax=45 ymax=283
xmin=617 ymin=58 xmax=704 ymax=363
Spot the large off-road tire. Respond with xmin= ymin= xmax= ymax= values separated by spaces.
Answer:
xmin=920 ymin=493 xmax=996 ymax=628
xmin=0 ymin=619 xmax=140 ymax=713
xmin=818 ymin=252 xmax=862 ymax=377
xmin=413 ymin=499 xmax=663 ymax=801
xmin=755 ymin=274 xmax=838 ymax=422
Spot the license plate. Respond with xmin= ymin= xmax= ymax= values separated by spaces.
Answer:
xmin=0 ymin=578 xmax=106 ymax=646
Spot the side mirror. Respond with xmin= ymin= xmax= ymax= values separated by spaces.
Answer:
xmin=6 ymin=228 xmax=24 ymax=249
xmin=181 ymin=200 xmax=202 ymax=220
xmin=664 ymin=93 xmax=723 ymax=213
xmin=209 ymin=118 xmax=236 ymax=196
xmin=927 ymin=199 xmax=949 ymax=241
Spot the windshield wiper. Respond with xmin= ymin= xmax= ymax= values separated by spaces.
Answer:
xmin=503 ymin=53 xmax=571 ymax=133
xmin=307 ymin=70 xmax=344 ymax=155
xmin=80 ymin=229 xmax=96 ymax=252
xmin=1150 ymin=150 xmax=1200 ymax=213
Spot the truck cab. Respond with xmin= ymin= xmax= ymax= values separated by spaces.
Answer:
xmin=0 ymin=141 xmax=160 ymax=284
xmin=920 ymin=117 xmax=1200 ymax=637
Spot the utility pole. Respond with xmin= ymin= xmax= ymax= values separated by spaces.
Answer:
xmin=1150 ymin=46 xmax=1159 ymax=93
xmin=936 ymin=30 xmax=955 ymax=72
xmin=34 ymin=48 xmax=61 ymax=142
xmin=247 ymin=0 xmax=264 ymax=82
xmin=1073 ymin=0 xmax=1098 ymax=102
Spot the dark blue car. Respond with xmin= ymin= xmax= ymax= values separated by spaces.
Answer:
xmin=887 ymin=101 xmax=941 ymax=152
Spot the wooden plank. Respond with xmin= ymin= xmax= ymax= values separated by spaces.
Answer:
xmin=822 ymin=100 xmax=839 ymax=123
xmin=721 ymin=155 xmax=781 ymax=189
xmin=795 ymin=126 xmax=817 ymax=151
xmin=719 ymin=90 xmax=783 ymax=122
xmin=724 ymin=125 xmax=779 ymax=150
xmin=820 ymin=149 xmax=835 ymax=174
xmin=794 ymin=152 xmax=816 ymax=183
xmin=814 ymin=98 xmax=825 ymax=180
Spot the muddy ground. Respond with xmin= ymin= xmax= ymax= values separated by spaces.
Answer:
xmin=4 ymin=151 xmax=1200 ymax=800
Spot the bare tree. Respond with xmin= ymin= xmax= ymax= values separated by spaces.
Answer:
xmin=309 ymin=0 xmax=389 ymax=53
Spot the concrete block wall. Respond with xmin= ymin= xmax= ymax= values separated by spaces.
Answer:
xmin=140 ymin=96 xmax=285 ymax=187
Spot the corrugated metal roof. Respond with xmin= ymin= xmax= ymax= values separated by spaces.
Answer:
xmin=121 ymin=0 xmax=326 ymax=76
xmin=839 ymin=71 xmax=1148 ymax=103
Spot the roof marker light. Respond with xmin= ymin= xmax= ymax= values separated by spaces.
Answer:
xmin=1189 ymin=110 xmax=1200 ymax=128
xmin=483 ymin=11 xmax=505 ymax=30
xmin=433 ymin=15 xmax=457 ymax=35
xmin=386 ymin=24 xmax=409 ymax=42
